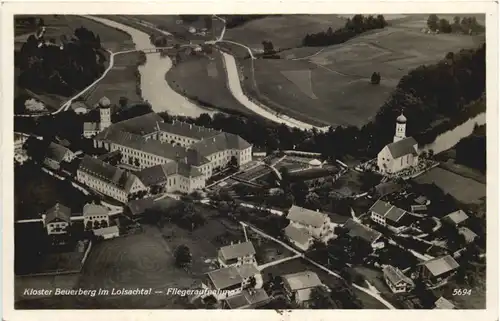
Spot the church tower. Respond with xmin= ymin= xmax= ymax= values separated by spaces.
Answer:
xmin=393 ymin=113 xmax=407 ymax=142
xmin=98 ymin=96 xmax=111 ymax=131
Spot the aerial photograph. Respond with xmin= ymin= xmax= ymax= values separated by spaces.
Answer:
xmin=13 ymin=14 xmax=486 ymax=310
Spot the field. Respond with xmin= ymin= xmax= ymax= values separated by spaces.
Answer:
xmin=414 ymin=167 xmax=486 ymax=204
xmin=235 ymin=16 xmax=484 ymax=127
xmin=224 ymin=15 xmax=347 ymax=51
xmin=165 ymin=51 xmax=254 ymax=115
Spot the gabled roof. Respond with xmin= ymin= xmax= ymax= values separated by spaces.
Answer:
xmin=370 ymin=200 xmax=392 ymax=216
xmin=370 ymin=200 xmax=406 ymax=223
xmin=236 ymin=264 xmax=260 ymax=279
xmin=224 ymin=289 xmax=270 ymax=309
xmin=386 ymin=137 xmax=418 ymax=159
xmin=45 ymin=142 xmax=71 ymax=163
xmin=158 ymin=120 xmax=219 ymax=140
xmin=110 ymin=112 xmax=163 ymax=136
xmin=458 ymin=227 xmax=478 ymax=243
xmin=83 ymin=203 xmax=109 ymax=217
xmin=78 ymin=155 xmax=139 ymax=193
xmin=126 ymin=197 xmax=156 ymax=216
xmin=442 ymin=210 xmax=468 ymax=225
xmin=190 ymin=132 xmax=252 ymax=157
xmin=343 ymin=219 xmax=382 ymax=244
xmin=136 ymin=161 xmax=203 ymax=187
xmin=282 ymin=271 xmax=322 ymax=291
xmin=207 ymin=266 xmax=243 ymax=290
xmin=45 ymin=203 xmax=71 ymax=223
xmin=284 ymin=224 xmax=312 ymax=246
xmin=434 ymin=296 xmax=456 ymax=309
xmin=383 ymin=265 xmax=414 ymax=286
xmin=218 ymin=241 xmax=256 ymax=261
xmin=422 ymin=255 xmax=459 ymax=277
xmin=286 ymin=205 xmax=327 ymax=228
xmin=385 ymin=206 xmax=407 ymax=223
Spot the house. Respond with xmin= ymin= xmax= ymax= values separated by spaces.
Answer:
xmin=377 ymin=113 xmax=419 ymax=175
xmin=126 ymin=197 xmax=156 ymax=217
xmin=414 ymin=195 xmax=429 ymax=205
xmin=77 ymin=155 xmax=147 ymax=203
xmin=71 ymin=101 xmax=90 ymax=114
xmin=222 ymin=288 xmax=270 ymax=309
xmin=458 ymin=227 xmax=478 ymax=244
xmin=137 ymin=161 xmax=205 ymax=194
xmin=343 ymin=219 xmax=384 ymax=249
xmin=286 ymin=205 xmax=334 ymax=242
xmin=370 ymin=200 xmax=413 ymax=234
xmin=83 ymin=203 xmax=110 ymax=230
xmin=382 ymin=265 xmax=415 ymax=293
xmin=433 ymin=296 xmax=456 ymax=309
xmin=282 ymin=271 xmax=325 ymax=305
xmin=93 ymin=225 xmax=120 ymax=240
xmin=202 ymin=265 xmax=260 ymax=301
xmin=441 ymin=210 xmax=469 ymax=226
xmin=42 ymin=203 xmax=71 ymax=235
xmin=418 ymin=255 xmax=460 ymax=286
xmin=284 ymin=224 xmax=314 ymax=251
xmin=43 ymin=142 xmax=75 ymax=170
xmin=217 ymin=241 xmax=256 ymax=267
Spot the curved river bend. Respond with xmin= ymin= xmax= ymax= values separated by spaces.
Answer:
xmin=84 ymin=16 xmax=215 ymax=118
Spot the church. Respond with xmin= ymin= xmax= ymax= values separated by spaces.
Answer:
xmin=377 ymin=113 xmax=419 ymax=175
xmin=83 ymin=97 xmax=112 ymax=138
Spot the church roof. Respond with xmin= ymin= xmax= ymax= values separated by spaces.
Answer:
xmin=386 ymin=137 xmax=418 ymax=159
xmin=397 ymin=113 xmax=407 ymax=123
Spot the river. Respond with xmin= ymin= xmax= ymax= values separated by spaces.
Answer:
xmin=83 ymin=16 xmax=215 ymax=118
xmin=419 ymin=112 xmax=486 ymax=154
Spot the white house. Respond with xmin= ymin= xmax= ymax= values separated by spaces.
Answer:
xmin=370 ymin=200 xmax=412 ymax=234
xmin=282 ymin=271 xmax=326 ymax=304
xmin=77 ymin=155 xmax=146 ymax=203
xmin=382 ymin=265 xmax=415 ymax=293
xmin=286 ymin=205 xmax=334 ymax=243
xmin=217 ymin=241 xmax=257 ymax=268
xmin=377 ymin=113 xmax=419 ymax=175
xmin=43 ymin=203 xmax=71 ymax=235
xmin=83 ymin=203 xmax=110 ymax=230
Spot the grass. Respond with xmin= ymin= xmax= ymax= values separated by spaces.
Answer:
xmin=414 ymin=167 xmax=486 ymax=204
xmin=224 ymin=15 xmax=347 ymax=51
xmin=165 ymin=51 xmax=254 ymax=116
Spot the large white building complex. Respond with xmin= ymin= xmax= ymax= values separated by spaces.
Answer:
xmin=80 ymin=112 xmax=252 ymax=199
xmin=377 ymin=113 xmax=419 ymax=175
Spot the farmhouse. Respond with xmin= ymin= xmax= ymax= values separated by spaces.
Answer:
xmin=382 ymin=265 xmax=415 ymax=293
xmin=343 ymin=219 xmax=384 ymax=249
xmin=93 ymin=225 xmax=120 ymax=240
xmin=418 ymin=255 xmax=459 ymax=286
xmin=286 ymin=205 xmax=334 ymax=243
xmin=441 ymin=210 xmax=469 ymax=226
xmin=77 ymin=155 xmax=147 ymax=203
xmin=370 ymin=200 xmax=412 ymax=234
xmin=217 ymin=241 xmax=257 ymax=267
xmin=42 ymin=203 xmax=71 ymax=236
xmin=43 ymin=142 xmax=76 ymax=170
xmin=222 ymin=288 xmax=270 ymax=309
xmin=83 ymin=203 xmax=110 ymax=230
xmin=377 ymin=113 xmax=419 ymax=175
xmin=282 ymin=271 xmax=325 ymax=305
xmin=83 ymin=97 xmax=112 ymax=138
xmin=202 ymin=264 xmax=261 ymax=301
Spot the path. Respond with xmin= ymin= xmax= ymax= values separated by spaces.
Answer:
xmin=240 ymin=222 xmax=396 ymax=309
xmin=257 ymin=253 xmax=302 ymax=270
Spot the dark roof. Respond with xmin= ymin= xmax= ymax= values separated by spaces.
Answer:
xmin=343 ymin=219 xmax=382 ymax=244
xmin=286 ymin=205 xmax=327 ymax=228
xmin=137 ymin=161 xmax=203 ymax=187
xmin=383 ymin=265 xmax=414 ymax=286
xmin=386 ymin=137 xmax=418 ymax=158
xmin=224 ymin=289 xmax=270 ymax=309
xmin=328 ymin=213 xmax=351 ymax=225
xmin=218 ymin=241 xmax=256 ymax=261
xmin=207 ymin=266 xmax=243 ymax=290
xmin=126 ymin=197 xmax=156 ymax=216
xmin=45 ymin=142 xmax=71 ymax=163
xmin=45 ymin=203 xmax=71 ymax=223
xmin=110 ymin=112 xmax=163 ymax=136
xmin=422 ymin=255 xmax=459 ymax=277
xmin=190 ymin=132 xmax=252 ymax=157
xmin=78 ymin=155 xmax=139 ymax=192
xmin=370 ymin=200 xmax=392 ymax=216
xmin=158 ymin=120 xmax=219 ymax=140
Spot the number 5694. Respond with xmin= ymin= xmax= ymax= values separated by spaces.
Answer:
xmin=453 ymin=289 xmax=472 ymax=296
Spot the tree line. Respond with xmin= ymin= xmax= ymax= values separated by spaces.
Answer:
xmin=303 ymin=14 xmax=388 ymax=47
xmin=16 ymin=26 xmax=106 ymax=97
xmin=427 ymin=14 xmax=485 ymax=35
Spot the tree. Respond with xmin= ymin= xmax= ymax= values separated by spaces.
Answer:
xmin=439 ymin=19 xmax=452 ymax=33
xmin=228 ymin=156 xmax=239 ymax=169
xmin=134 ymin=158 xmax=140 ymax=167
xmin=310 ymin=286 xmax=337 ymax=309
xmin=248 ymin=276 xmax=257 ymax=288
xmin=174 ymin=245 xmax=192 ymax=268
xmin=427 ymin=14 xmax=439 ymax=31
xmin=290 ymin=181 xmax=308 ymax=205
xmin=85 ymin=221 xmax=93 ymax=231
xmin=262 ymin=41 xmax=275 ymax=55
xmin=370 ymin=72 xmax=381 ymax=85
xmin=119 ymin=96 xmax=128 ymax=109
